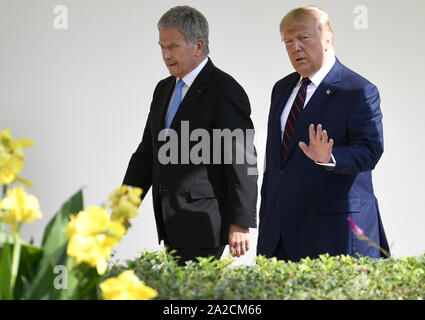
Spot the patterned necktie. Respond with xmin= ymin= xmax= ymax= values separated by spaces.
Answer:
xmin=165 ymin=79 xmax=185 ymax=129
xmin=281 ymin=77 xmax=311 ymax=159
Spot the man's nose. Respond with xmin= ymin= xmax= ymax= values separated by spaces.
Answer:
xmin=162 ymin=48 xmax=171 ymax=60
xmin=293 ymin=40 xmax=302 ymax=52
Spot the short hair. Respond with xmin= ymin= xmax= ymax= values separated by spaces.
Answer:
xmin=280 ymin=6 xmax=334 ymax=45
xmin=158 ymin=6 xmax=210 ymax=55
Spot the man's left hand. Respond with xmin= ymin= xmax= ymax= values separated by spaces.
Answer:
xmin=228 ymin=224 xmax=250 ymax=257
xmin=299 ymin=124 xmax=334 ymax=163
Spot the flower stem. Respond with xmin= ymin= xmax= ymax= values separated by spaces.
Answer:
xmin=10 ymin=232 xmax=22 ymax=299
xmin=0 ymin=184 xmax=6 ymax=232
xmin=367 ymin=239 xmax=391 ymax=258
xmin=2 ymin=185 xmax=6 ymax=199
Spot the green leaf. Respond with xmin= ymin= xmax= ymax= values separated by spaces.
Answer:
xmin=14 ymin=243 xmax=42 ymax=298
xmin=23 ymin=243 xmax=68 ymax=299
xmin=0 ymin=242 xmax=12 ymax=299
xmin=1 ymin=231 xmax=43 ymax=299
xmin=41 ymin=189 xmax=83 ymax=256
xmin=23 ymin=189 xmax=84 ymax=300
xmin=0 ymin=231 xmax=14 ymax=246
xmin=71 ymin=264 xmax=100 ymax=300
xmin=18 ymin=244 xmax=43 ymax=279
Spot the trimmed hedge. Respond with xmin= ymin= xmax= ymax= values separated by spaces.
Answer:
xmin=107 ymin=251 xmax=425 ymax=300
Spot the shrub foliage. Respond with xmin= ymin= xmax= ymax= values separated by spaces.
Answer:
xmin=108 ymin=250 xmax=425 ymax=300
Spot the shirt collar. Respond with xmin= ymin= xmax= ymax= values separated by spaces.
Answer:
xmin=300 ymin=52 xmax=336 ymax=87
xmin=177 ymin=56 xmax=209 ymax=87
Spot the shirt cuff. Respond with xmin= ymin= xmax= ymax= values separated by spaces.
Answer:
xmin=315 ymin=153 xmax=336 ymax=167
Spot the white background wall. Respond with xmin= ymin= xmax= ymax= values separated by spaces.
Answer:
xmin=1 ymin=0 xmax=424 ymax=265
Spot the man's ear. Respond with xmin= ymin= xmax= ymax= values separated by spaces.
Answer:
xmin=323 ymin=32 xmax=333 ymax=51
xmin=195 ymin=38 xmax=205 ymax=56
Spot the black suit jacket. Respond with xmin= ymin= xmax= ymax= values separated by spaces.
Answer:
xmin=123 ymin=59 xmax=257 ymax=248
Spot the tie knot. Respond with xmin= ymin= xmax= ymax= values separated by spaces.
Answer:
xmin=176 ymin=79 xmax=185 ymax=89
xmin=302 ymin=77 xmax=311 ymax=86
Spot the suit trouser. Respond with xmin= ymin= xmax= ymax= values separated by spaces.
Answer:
xmin=158 ymin=192 xmax=226 ymax=266
xmin=273 ymin=236 xmax=289 ymax=261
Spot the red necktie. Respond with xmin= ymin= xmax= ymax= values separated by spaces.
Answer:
xmin=281 ymin=77 xmax=311 ymax=159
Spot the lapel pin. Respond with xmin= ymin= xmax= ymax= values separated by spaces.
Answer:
xmin=326 ymin=89 xmax=331 ymax=95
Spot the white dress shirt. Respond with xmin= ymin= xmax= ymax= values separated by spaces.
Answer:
xmin=280 ymin=53 xmax=337 ymax=166
xmin=166 ymin=56 xmax=209 ymax=116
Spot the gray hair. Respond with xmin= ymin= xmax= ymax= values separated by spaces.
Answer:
xmin=158 ymin=6 xmax=210 ymax=55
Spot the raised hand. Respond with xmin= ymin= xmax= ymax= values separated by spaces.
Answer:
xmin=298 ymin=124 xmax=334 ymax=163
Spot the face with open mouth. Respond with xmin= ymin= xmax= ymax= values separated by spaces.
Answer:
xmin=282 ymin=16 xmax=331 ymax=78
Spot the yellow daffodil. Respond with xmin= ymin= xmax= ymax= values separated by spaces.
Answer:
xmin=65 ymin=206 xmax=126 ymax=275
xmin=100 ymin=269 xmax=158 ymax=300
xmin=0 ymin=129 xmax=34 ymax=186
xmin=109 ymin=185 xmax=142 ymax=227
xmin=0 ymin=186 xmax=42 ymax=235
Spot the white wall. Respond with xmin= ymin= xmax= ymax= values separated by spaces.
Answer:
xmin=1 ymin=0 xmax=424 ymax=265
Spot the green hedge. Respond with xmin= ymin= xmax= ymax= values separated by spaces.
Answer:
xmin=107 ymin=251 xmax=425 ymax=300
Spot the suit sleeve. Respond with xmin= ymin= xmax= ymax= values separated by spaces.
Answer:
xmin=122 ymin=112 xmax=153 ymax=199
xmin=215 ymin=79 xmax=258 ymax=228
xmin=122 ymin=84 xmax=162 ymax=199
xmin=258 ymin=82 xmax=279 ymax=221
xmin=332 ymin=83 xmax=384 ymax=175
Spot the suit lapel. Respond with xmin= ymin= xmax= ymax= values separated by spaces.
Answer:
xmin=282 ymin=59 xmax=343 ymax=165
xmin=157 ymin=77 xmax=177 ymax=131
xmin=168 ymin=59 xmax=215 ymax=131
xmin=271 ymin=74 xmax=300 ymax=162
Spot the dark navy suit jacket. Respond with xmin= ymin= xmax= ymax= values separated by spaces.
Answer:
xmin=257 ymin=58 xmax=390 ymax=261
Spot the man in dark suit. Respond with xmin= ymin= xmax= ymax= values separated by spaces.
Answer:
xmin=123 ymin=6 xmax=257 ymax=266
xmin=257 ymin=6 xmax=390 ymax=261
